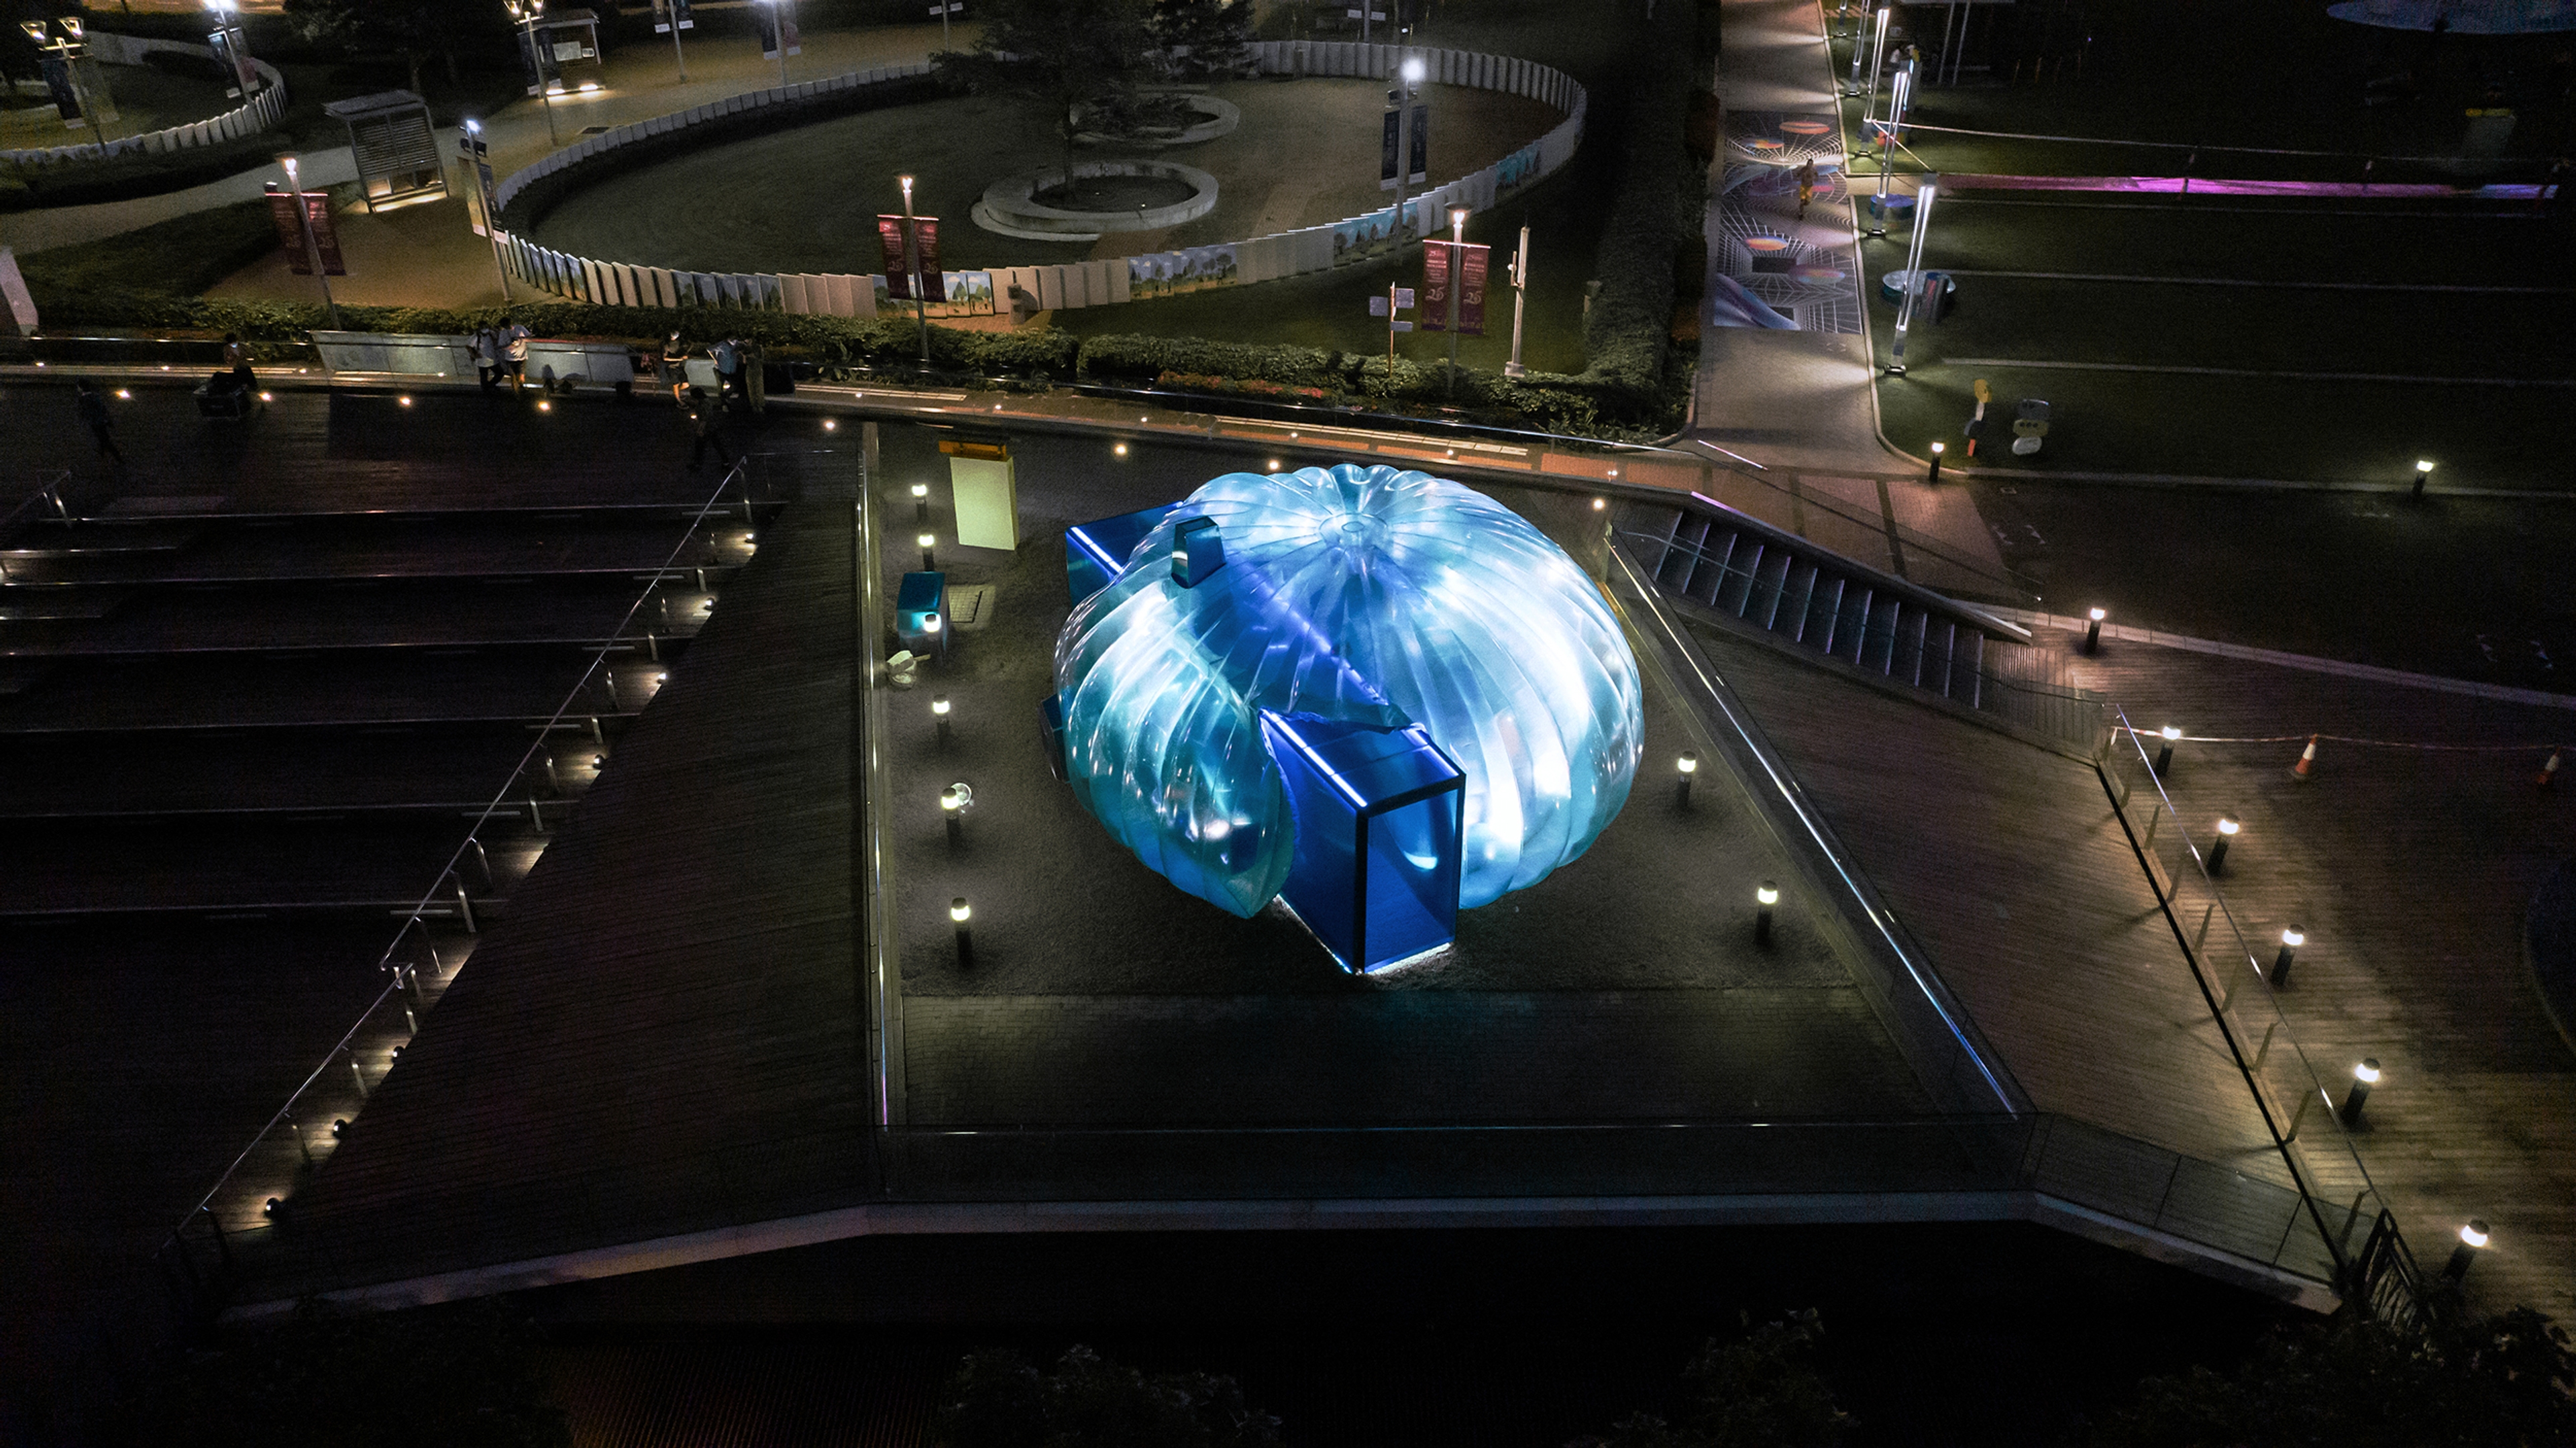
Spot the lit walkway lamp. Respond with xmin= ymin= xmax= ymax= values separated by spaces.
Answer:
xmin=2442 ymin=1220 xmax=2489 ymax=1284
xmin=951 ymin=896 xmax=975 ymax=966
xmin=1756 ymin=880 xmax=1779 ymax=945
xmin=1675 ymin=750 xmax=1698 ymax=809
xmin=1887 ymin=174 xmax=1937 ymax=373
xmin=2271 ymin=925 xmax=2304 ymax=989
xmin=2208 ymin=814 xmax=2239 ymax=872
xmin=2339 ymin=1058 xmax=2380 ymax=1126
xmin=505 ymin=0 xmax=561 ymax=148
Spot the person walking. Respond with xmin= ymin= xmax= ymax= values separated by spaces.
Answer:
xmin=661 ymin=331 xmax=690 ymax=407
xmin=686 ymin=386 xmax=731 ymax=471
xmin=474 ymin=321 xmax=504 ymax=393
xmin=75 ymin=379 xmax=123 ymax=464
xmin=499 ymin=315 xmax=532 ymax=393
xmin=1795 ymin=158 xmax=1818 ymax=222
xmin=712 ymin=336 xmax=740 ymax=412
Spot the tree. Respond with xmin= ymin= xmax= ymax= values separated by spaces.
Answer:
xmin=934 ymin=0 xmax=1157 ymax=186
xmin=2093 ymin=1306 xmax=2576 ymax=1448
xmin=934 ymin=1344 xmax=1283 ymax=1448
xmin=281 ymin=0 xmax=493 ymax=97
xmin=1572 ymin=1312 xmax=1855 ymax=1448
xmin=1148 ymin=0 xmax=1256 ymax=82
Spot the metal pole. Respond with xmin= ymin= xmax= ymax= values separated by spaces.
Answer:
xmin=773 ymin=0 xmax=791 ymax=87
xmin=1504 ymin=222 xmax=1530 ymax=378
xmin=901 ymin=175 xmax=929 ymax=366
xmin=527 ymin=16 xmax=561 ymax=147
xmin=938 ymin=0 xmax=951 ymax=52
xmin=1444 ymin=209 xmax=1464 ymax=398
xmin=1889 ymin=176 xmax=1936 ymax=372
xmin=669 ymin=5 xmax=688 ymax=81
xmin=280 ymin=157 xmax=341 ymax=329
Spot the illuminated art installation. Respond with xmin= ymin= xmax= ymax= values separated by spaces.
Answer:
xmin=1049 ymin=464 xmax=1644 ymax=970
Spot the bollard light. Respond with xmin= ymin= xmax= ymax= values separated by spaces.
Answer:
xmin=824 ymin=419 xmax=839 ymax=431
xmin=2271 ymin=925 xmax=2304 ymax=989
xmin=2154 ymin=724 xmax=2181 ymax=775
xmin=932 ymin=694 xmax=952 ymax=746
xmin=264 ymin=1197 xmax=281 ymax=1215
xmin=2209 ymin=814 xmax=2239 ymax=872
xmin=331 ymin=1118 xmax=349 ymax=1137
xmin=1756 ymin=880 xmax=1779 ymax=945
xmin=941 ymin=783 xmax=966 ymax=846
xmin=912 ymin=481 xmax=929 ymax=521
xmin=1676 ymin=750 xmax=1699 ymax=810
xmin=2413 ymin=458 xmax=2435 ymax=501
xmin=2340 ymin=1057 xmax=2380 ymax=1126
xmin=918 ymin=532 xmax=936 ymax=570
xmin=951 ymin=896 xmax=975 ymax=966
xmin=2442 ymin=1219 xmax=2490 ymax=1283
xmin=1593 ymin=497 xmax=1607 ymax=511
xmin=2083 ymin=607 xmax=2106 ymax=654
xmin=1928 ymin=441 xmax=1945 ymax=484
xmin=1115 ymin=442 xmax=1129 ymax=456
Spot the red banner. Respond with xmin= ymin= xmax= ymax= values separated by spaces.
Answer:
xmin=877 ymin=215 xmax=944 ymax=303
xmin=877 ymin=215 xmax=911 ymax=297
xmin=267 ymin=189 xmax=346 ymax=276
xmin=1419 ymin=240 xmax=1450 ymax=332
xmin=1456 ymin=241 xmax=1489 ymax=336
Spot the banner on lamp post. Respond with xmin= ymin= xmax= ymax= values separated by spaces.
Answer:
xmin=758 ymin=3 xmax=801 ymax=58
xmin=653 ymin=0 xmax=694 ymax=31
xmin=1419 ymin=240 xmax=1451 ymax=331
xmin=267 ymin=189 xmax=347 ymax=276
xmin=1407 ymin=104 xmax=1427 ymax=185
xmin=877 ymin=215 xmax=943 ymax=301
xmin=1456 ymin=241 xmax=1489 ymax=335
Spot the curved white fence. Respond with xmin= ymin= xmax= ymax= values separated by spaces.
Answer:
xmin=3 ymin=34 xmax=288 ymax=169
xmin=490 ymin=41 xmax=1585 ymax=318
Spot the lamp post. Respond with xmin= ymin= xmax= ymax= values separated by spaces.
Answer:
xmin=1444 ymin=205 xmax=1468 ymax=397
xmin=1392 ymin=54 xmax=1426 ymax=242
xmin=951 ymin=897 xmax=975 ymax=966
xmin=2082 ymin=606 xmax=2105 ymax=654
xmin=757 ymin=0 xmax=794 ymax=87
xmin=2153 ymin=724 xmax=2180 ymax=774
xmin=911 ymin=481 xmax=930 ymax=521
xmin=461 ymin=117 xmax=511 ymax=299
xmin=21 ymin=19 xmax=107 ymax=151
xmin=1756 ymin=881 xmax=1779 ymax=945
xmin=941 ymin=784 xmax=965 ymax=847
xmin=658 ymin=0 xmax=690 ymax=82
xmin=1887 ymin=174 xmax=1937 ymax=371
xmin=899 ymin=172 xmax=930 ymax=366
xmin=275 ymin=152 xmax=342 ymax=329
xmin=2339 ymin=1058 xmax=2380 ymax=1126
xmin=918 ymin=531 xmax=937 ymax=570
xmin=1503 ymin=221 xmax=1531 ymax=378
xmin=1852 ymin=4 xmax=1886 ymax=101
xmin=2412 ymin=458 xmax=2436 ymax=500
xmin=932 ymin=694 xmax=951 ymax=747
xmin=1927 ymin=440 xmax=1944 ymax=482
xmin=2271 ymin=925 xmax=2304 ymax=989
xmin=506 ymin=0 xmax=562 ymax=148
xmin=1675 ymin=751 xmax=1698 ymax=809
xmin=204 ymin=0 xmax=258 ymax=99
xmin=2208 ymin=814 xmax=2239 ymax=872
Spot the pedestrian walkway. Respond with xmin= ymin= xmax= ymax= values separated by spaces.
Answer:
xmin=1690 ymin=0 xmax=2007 ymax=594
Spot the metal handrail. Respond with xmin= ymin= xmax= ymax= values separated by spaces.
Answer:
xmin=156 ymin=455 xmax=765 ymax=1256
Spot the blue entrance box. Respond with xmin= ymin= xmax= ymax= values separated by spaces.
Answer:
xmin=1259 ymin=709 xmax=1464 ymax=974
xmin=1065 ymin=503 xmax=1179 ymax=606
xmin=896 ymin=570 xmax=947 ymax=655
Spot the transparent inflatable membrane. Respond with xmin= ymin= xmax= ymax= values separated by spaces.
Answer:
xmin=1054 ymin=463 xmax=1644 ymax=919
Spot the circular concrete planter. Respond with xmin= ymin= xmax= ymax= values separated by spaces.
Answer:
xmin=971 ymin=159 xmax=1220 ymax=243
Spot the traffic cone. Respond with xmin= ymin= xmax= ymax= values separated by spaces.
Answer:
xmin=2292 ymin=734 xmax=2319 ymax=780
xmin=2541 ymin=747 xmax=2563 ymax=789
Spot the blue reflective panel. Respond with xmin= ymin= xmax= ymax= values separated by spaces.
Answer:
xmin=1054 ymin=463 xmax=1643 ymax=919
xmin=1362 ymin=788 xmax=1460 ymax=970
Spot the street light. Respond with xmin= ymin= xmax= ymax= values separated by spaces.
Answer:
xmin=505 ymin=0 xmax=561 ymax=148
xmin=1443 ymin=204 xmax=1470 ymax=396
xmin=274 ymin=152 xmax=342 ymax=329
xmin=755 ymin=0 xmax=795 ymax=87
xmin=898 ymin=172 xmax=930 ymax=366
xmin=21 ymin=18 xmax=108 ymax=151
xmin=1393 ymin=54 xmax=1428 ymax=241
xmin=204 ymin=0 xmax=259 ymax=100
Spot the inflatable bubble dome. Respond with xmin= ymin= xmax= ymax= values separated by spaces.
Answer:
xmin=1053 ymin=464 xmax=1644 ymax=921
